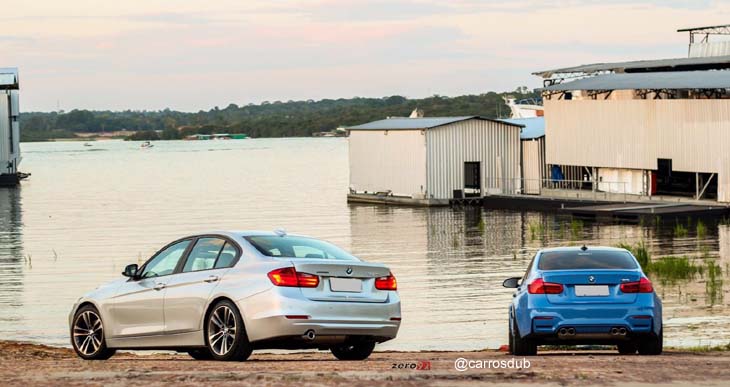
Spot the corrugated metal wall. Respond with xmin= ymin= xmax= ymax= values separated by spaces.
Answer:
xmin=348 ymin=129 xmax=427 ymax=197
xmin=426 ymin=119 xmax=521 ymax=199
xmin=522 ymin=138 xmax=544 ymax=194
xmin=545 ymin=99 xmax=730 ymax=201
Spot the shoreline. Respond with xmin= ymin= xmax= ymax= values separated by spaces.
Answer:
xmin=2 ymin=340 xmax=730 ymax=386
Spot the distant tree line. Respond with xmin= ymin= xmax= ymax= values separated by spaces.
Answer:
xmin=18 ymin=89 xmax=540 ymax=142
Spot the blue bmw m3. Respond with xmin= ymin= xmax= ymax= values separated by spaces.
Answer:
xmin=503 ymin=246 xmax=662 ymax=356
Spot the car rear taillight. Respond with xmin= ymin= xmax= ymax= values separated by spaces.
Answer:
xmin=267 ymin=267 xmax=319 ymax=288
xmin=375 ymin=272 xmax=398 ymax=290
xmin=620 ymin=277 xmax=653 ymax=293
xmin=527 ymin=278 xmax=564 ymax=294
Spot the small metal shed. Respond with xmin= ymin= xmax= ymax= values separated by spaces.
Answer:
xmin=347 ymin=116 xmax=523 ymax=203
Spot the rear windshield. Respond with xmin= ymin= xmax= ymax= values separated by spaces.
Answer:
xmin=245 ymin=236 xmax=358 ymax=261
xmin=538 ymin=250 xmax=638 ymax=270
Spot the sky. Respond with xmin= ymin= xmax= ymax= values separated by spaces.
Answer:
xmin=3 ymin=0 xmax=730 ymax=112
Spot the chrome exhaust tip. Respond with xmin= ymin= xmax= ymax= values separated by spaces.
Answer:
xmin=303 ymin=330 xmax=316 ymax=341
xmin=567 ymin=327 xmax=576 ymax=335
xmin=558 ymin=328 xmax=568 ymax=335
xmin=610 ymin=327 xmax=619 ymax=335
xmin=618 ymin=327 xmax=627 ymax=335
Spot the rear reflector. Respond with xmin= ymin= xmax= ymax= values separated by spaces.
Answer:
xmin=285 ymin=315 xmax=310 ymax=320
xmin=631 ymin=315 xmax=652 ymax=319
xmin=620 ymin=277 xmax=653 ymax=293
xmin=527 ymin=278 xmax=564 ymax=294
xmin=268 ymin=267 xmax=320 ymax=288
xmin=375 ymin=272 xmax=398 ymax=291
xmin=390 ymin=317 xmax=402 ymax=321
xmin=534 ymin=316 xmax=554 ymax=320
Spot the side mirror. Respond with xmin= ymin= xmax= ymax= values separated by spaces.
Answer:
xmin=502 ymin=277 xmax=521 ymax=288
xmin=123 ymin=264 xmax=139 ymax=279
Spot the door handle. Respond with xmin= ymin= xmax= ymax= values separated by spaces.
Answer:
xmin=154 ymin=283 xmax=166 ymax=291
xmin=204 ymin=275 xmax=220 ymax=283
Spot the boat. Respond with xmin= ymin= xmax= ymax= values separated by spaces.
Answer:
xmin=84 ymin=143 xmax=93 ymax=147
xmin=140 ymin=141 xmax=154 ymax=148
xmin=504 ymin=97 xmax=544 ymax=118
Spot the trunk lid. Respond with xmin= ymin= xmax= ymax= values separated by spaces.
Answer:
xmin=541 ymin=270 xmax=641 ymax=304
xmin=292 ymin=259 xmax=392 ymax=303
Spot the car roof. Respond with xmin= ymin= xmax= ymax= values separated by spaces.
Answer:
xmin=537 ymin=246 xmax=629 ymax=254
xmin=187 ymin=230 xmax=313 ymax=240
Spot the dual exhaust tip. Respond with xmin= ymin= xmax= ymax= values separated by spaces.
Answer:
xmin=610 ymin=327 xmax=628 ymax=336
xmin=558 ymin=327 xmax=576 ymax=336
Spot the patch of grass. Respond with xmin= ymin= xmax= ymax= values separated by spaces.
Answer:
xmin=616 ymin=242 xmax=701 ymax=283
xmin=650 ymin=256 xmax=701 ymax=283
xmin=569 ymin=219 xmax=584 ymax=240
xmin=705 ymin=260 xmax=724 ymax=306
xmin=477 ymin=217 xmax=485 ymax=233
xmin=674 ymin=222 xmax=689 ymax=238
xmin=696 ymin=220 xmax=707 ymax=239
xmin=528 ymin=221 xmax=544 ymax=240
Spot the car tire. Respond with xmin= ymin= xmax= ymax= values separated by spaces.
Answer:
xmin=70 ymin=305 xmax=116 ymax=360
xmin=330 ymin=338 xmax=376 ymax=360
xmin=188 ymin=348 xmax=214 ymax=360
xmin=510 ymin=316 xmax=537 ymax=356
xmin=638 ymin=328 xmax=663 ymax=355
xmin=204 ymin=300 xmax=253 ymax=361
xmin=617 ymin=342 xmax=637 ymax=355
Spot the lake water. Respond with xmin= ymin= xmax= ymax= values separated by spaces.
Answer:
xmin=0 ymin=138 xmax=728 ymax=351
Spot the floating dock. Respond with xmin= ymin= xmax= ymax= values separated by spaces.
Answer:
xmin=482 ymin=194 xmax=729 ymax=221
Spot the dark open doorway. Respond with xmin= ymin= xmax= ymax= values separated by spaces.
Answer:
xmin=464 ymin=161 xmax=481 ymax=197
xmin=655 ymin=158 xmax=717 ymax=198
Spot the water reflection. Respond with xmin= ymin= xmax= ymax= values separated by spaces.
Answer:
xmin=0 ymin=187 xmax=24 ymax=330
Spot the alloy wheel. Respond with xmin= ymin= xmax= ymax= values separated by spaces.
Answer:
xmin=73 ymin=310 xmax=103 ymax=356
xmin=208 ymin=305 xmax=237 ymax=356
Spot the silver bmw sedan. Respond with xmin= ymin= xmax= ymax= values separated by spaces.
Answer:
xmin=69 ymin=230 xmax=401 ymax=361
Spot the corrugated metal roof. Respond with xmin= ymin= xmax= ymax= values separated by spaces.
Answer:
xmin=497 ymin=117 xmax=545 ymax=139
xmin=541 ymin=70 xmax=730 ymax=91
xmin=0 ymin=68 xmax=18 ymax=88
xmin=347 ymin=116 xmax=523 ymax=130
xmin=533 ymin=55 xmax=730 ymax=78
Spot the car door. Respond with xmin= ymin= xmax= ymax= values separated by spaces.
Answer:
xmin=162 ymin=237 xmax=240 ymax=334
xmin=108 ymin=239 xmax=192 ymax=338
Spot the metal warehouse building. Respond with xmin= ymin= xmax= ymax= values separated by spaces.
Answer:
xmin=535 ymin=27 xmax=730 ymax=203
xmin=347 ymin=116 xmax=522 ymax=205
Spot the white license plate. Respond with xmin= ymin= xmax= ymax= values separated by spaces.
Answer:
xmin=575 ymin=285 xmax=609 ymax=296
xmin=330 ymin=278 xmax=362 ymax=293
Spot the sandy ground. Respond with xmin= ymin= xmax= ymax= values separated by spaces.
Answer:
xmin=1 ymin=341 xmax=730 ymax=386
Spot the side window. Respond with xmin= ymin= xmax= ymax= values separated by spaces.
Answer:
xmin=214 ymin=243 xmax=238 ymax=269
xmin=522 ymin=255 xmax=537 ymax=283
xmin=183 ymin=238 xmax=225 ymax=273
xmin=141 ymin=240 xmax=191 ymax=278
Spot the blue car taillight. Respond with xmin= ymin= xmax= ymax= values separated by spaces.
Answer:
xmin=620 ymin=277 xmax=653 ymax=293
xmin=528 ymin=278 xmax=564 ymax=294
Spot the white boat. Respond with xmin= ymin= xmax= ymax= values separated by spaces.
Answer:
xmin=140 ymin=141 xmax=154 ymax=149
xmin=504 ymin=97 xmax=544 ymax=118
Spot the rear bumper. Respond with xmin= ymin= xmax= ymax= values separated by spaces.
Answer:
xmin=527 ymin=307 xmax=658 ymax=342
xmin=238 ymin=287 xmax=401 ymax=343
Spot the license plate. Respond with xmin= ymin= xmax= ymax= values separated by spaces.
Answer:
xmin=330 ymin=278 xmax=362 ymax=293
xmin=575 ymin=285 xmax=609 ymax=296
